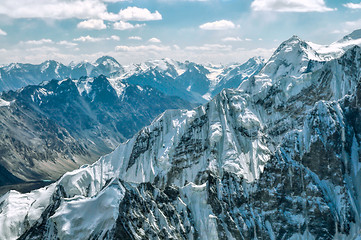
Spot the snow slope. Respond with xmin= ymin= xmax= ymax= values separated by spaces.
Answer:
xmin=2 ymin=31 xmax=361 ymax=239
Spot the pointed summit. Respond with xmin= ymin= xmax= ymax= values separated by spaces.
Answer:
xmin=275 ymin=35 xmax=311 ymax=55
xmin=94 ymin=56 xmax=122 ymax=70
xmin=260 ymin=35 xmax=320 ymax=79
xmin=92 ymin=56 xmax=123 ymax=76
xmin=95 ymin=56 xmax=120 ymax=67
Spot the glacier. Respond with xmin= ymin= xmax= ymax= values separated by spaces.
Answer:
xmin=1 ymin=30 xmax=361 ymax=239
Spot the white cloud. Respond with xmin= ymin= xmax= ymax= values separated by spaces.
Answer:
xmin=77 ymin=19 xmax=106 ymax=30
xmin=113 ymin=21 xmax=144 ymax=30
xmin=251 ymin=0 xmax=335 ymax=12
xmin=73 ymin=35 xmax=120 ymax=42
xmin=245 ymin=38 xmax=252 ymax=41
xmin=22 ymin=39 xmax=53 ymax=45
xmin=0 ymin=29 xmax=7 ymax=36
xmin=73 ymin=35 xmax=103 ymax=42
xmin=129 ymin=36 xmax=142 ymax=40
xmin=115 ymin=45 xmax=171 ymax=52
xmin=185 ymin=44 xmax=232 ymax=51
xmin=102 ymin=6 xmax=162 ymax=21
xmin=58 ymin=41 xmax=78 ymax=47
xmin=114 ymin=7 xmax=162 ymax=21
xmin=158 ymin=0 xmax=208 ymax=2
xmin=108 ymin=35 xmax=120 ymax=41
xmin=102 ymin=0 xmax=129 ymax=2
xmin=0 ymin=1 xmax=162 ymax=22
xmin=343 ymin=2 xmax=361 ymax=9
xmin=222 ymin=37 xmax=242 ymax=42
xmin=0 ymin=0 xmax=107 ymax=19
xmin=148 ymin=37 xmax=161 ymax=43
xmin=199 ymin=20 xmax=237 ymax=30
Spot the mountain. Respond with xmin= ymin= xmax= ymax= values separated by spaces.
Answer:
xmin=307 ymin=29 xmax=361 ymax=60
xmin=210 ymin=56 xmax=265 ymax=96
xmin=0 ymin=57 xmax=265 ymax=104
xmin=2 ymin=31 xmax=361 ymax=239
xmin=122 ymin=57 xmax=265 ymax=103
xmin=0 ymin=75 xmax=193 ymax=185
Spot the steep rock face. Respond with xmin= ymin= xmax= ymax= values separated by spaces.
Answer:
xmin=211 ymin=56 xmax=265 ymax=96
xmin=0 ymin=75 xmax=193 ymax=184
xmin=1 ymin=34 xmax=361 ymax=239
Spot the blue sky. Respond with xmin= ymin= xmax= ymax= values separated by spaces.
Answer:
xmin=0 ymin=0 xmax=360 ymax=65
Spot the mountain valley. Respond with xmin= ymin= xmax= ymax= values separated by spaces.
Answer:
xmin=1 ymin=30 xmax=361 ymax=239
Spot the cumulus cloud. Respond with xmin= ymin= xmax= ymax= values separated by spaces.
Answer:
xmin=113 ymin=21 xmax=144 ymax=30
xmin=343 ymin=2 xmax=361 ymax=9
xmin=109 ymin=35 xmax=120 ymax=41
xmin=222 ymin=37 xmax=242 ymax=42
xmin=115 ymin=45 xmax=171 ymax=52
xmin=129 ymin=36 xmax=142 ymax=40
xmin=0 ymin=1 xmax=162 ymax=22
xmin=199 ymin=20 xmax=237 ymax=30
xmin=251 ymin=0 xmax=335 ymax=12
xmin=73 ymin=35 xmax=103 ymax=42
xmin=77 ymin=19 xmax=106 ymax=30
xmin=58 ymin=41 xmax=78 ymax=47
xmin=0 ymin=29 xmax=7 ymax=36
xmin=114 ymin=7 xmax=162 ymax=21
xmin=74 ymin=35 xmax=120 ymax=42
xmin=0 ymin=0 xmax=107 ymax=19
xmin=22 ymin=39 xmax=53 ymax=45
xmin=148 ymin=37 xmax=161 ymax=43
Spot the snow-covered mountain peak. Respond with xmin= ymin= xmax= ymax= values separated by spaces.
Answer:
xmin=273 ymin=35 xmax=319 ymax=60
xmin=248 ymin=56 xmax=265 ymax=64
xmin=241 ymin=56 xmax=266 ymax=69
xmin=3 ymin=63 xmax=21 ymax=71
xmin=307 ymin=30 xmax=361 ymax=60
xmin=4 ymin=31 xmax=361 ymax=239
xmin=94 ymin=56 xmax=121 ymax=68
xmin=258 ymin=35 xmax=320 ymax=81
xmin=40 ymin=60 xmax=63 ymax=73
xmin=145 ymin=58 xmax=186 ymax=77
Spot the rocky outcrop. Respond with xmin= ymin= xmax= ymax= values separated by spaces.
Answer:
xmin=1 ymin=34 xmax=361 ymax=239
xmin=0 ymin=75 xmax=193 ymax=184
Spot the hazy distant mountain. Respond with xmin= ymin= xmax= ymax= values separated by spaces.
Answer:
xmin=0 ymin=56 xmax=265 ymax=104
xmin=0 ymin=56 xmax=122 ymax=92
xmin=2 ymin=30 xmax=361 ymax=239
xmin=122 ymin=57 xmax=265 ymax=103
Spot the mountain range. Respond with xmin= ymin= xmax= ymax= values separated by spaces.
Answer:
xmin=1 ymin=29 xmax=361 ymax=239
xmin=0 ymin=56 xmax=265 ymax=186
xmin=0 ymin=75 xmax=193 ymax=186
xmin=0 ymin=56 xmax=265 ymax=104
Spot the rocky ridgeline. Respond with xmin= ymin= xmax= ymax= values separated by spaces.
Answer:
xmin=1 ymin=31 xmax=361 ymax=239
